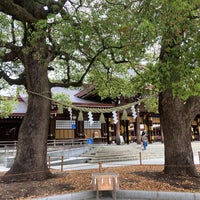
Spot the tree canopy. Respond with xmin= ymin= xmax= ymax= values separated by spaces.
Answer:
xmin=0 ymin=0 xmax=200 ymax=181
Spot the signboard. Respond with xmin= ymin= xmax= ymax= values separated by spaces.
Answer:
xmin=72 ymin=124 xmax=76 ymax=129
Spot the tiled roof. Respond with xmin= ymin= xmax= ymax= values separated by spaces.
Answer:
xmin=10 ymin=87 xmax=113 ymax=116
xmin=74 ymin=85 xmax=95 ymax=98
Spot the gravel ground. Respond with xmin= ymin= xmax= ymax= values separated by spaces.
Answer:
xmin=0 ymin=165 xmax=200 ymax=200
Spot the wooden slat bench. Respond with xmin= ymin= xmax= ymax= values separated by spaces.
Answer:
xmin=92 ymin=173 xmax=119 ymax=200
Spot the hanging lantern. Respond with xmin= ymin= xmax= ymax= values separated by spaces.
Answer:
xmin=57 ymin=105 xmax=63 ymax=114
xmin=99 ymin=113 xmax=106 ymax=124
xmin=68 ymin=107 xmax=72 ymax=120
xmin=88 ymin=111 xmax=94 ymax=125
xmin=78 ymin=111 xmax=83 ymax=121
xmin=131 ymin=106 xmax=137 ymax=119
xmin=112 ymin=111 xmax=118 ymax=124
xmin=121 ymin=110 xmax=128 ymax=120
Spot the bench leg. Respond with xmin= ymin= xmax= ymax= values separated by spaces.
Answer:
xmin=96 ymin=182 xmax=99 ymax=200
xmin=112 ymin=177 xmax=116 ymax=200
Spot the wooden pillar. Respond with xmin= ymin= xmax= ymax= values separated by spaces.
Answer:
xmin=136 ymin=107 xmax=141 ymax=144
xmin=77 ymin=120 xmax=84 ymax=137
xmin=106 ymin=117 xmax=110 ymax=144
xmin=148 ymin=115 xmax=153 ymax=143
xmin=116 ymin=112 xmax=120 ymax=145
xmin=143 ymin=114 xmax=148 ymax=133
xmin=126 ymin=120 xmax=129 ymax=144
xmin=198 ymin=118 xmax=200 ymax=141
xmin=49 ymin=116 xmax=55 ymax=139
xmin=160 ymin=125 xmax=164 ymax=143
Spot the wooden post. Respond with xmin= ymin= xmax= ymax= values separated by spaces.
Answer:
xmin=61 ymin=156 xmax=64 ymax=172
xmin=139 ymin=152 xmax=142 ymax=165
xmin=112 ymin=177 xmax=116 ymax=200
xmin=116 ymin=112 xmax=121 ymax=145
xmin=96 ymin=180 xmax=99 ymax=200
xmin=48 ymin=156 xmax=51 ymax=169
xmin=136 ymin=107 xmax=141 ymax=144
xmin=198 ymin=152 xmax=200 ymax=164
xmin=126 ymin=120 xmax=129 ymax=144
xmin=99 ymin=162 xmax=102 ymax=173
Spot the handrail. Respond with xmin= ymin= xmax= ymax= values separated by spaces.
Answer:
xmin=0 ymin=140 xmax=18 ymax=148
xmin=47 ymin=139 xmax=88 ymax=147
xmin=0 ymin=138 xmax=90 ymax=150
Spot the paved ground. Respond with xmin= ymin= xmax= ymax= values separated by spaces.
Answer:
xmin=51 ymin=141 xmax=200 ymax=171
xmin=1 ymin=141 xmax=200 ymax=172
xmin=1 ymin=142 xmax=200 ymax=200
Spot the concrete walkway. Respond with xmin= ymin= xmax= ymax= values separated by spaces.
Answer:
xmin=34 ymin=190 xmax=200 ymax=200
xmin=1 ymin=142 xmax=200 ymax=199
xmin=33 ymin=142 xmax=200 ymax=199
xmin=49 ymin=141 xmax=200 ymax=171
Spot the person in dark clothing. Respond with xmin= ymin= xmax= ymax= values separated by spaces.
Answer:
xmin=141 ymin=131 xmax=148 ymax=150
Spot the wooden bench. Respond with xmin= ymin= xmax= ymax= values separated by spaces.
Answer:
xmin=92 ymin=173 xmax=119 ymax=200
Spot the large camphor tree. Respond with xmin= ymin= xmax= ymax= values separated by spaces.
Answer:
xmin=138 ymin=0 xmax=200 ymax=176
xmin=0 ymin=0 xmax=125 ymax=181
xmin=124 ymin=0 xmax=200 ymax=176
xmin=89 ymin=0 xmax=200 ymax=176
xmin=0 ymin=0 xmax=70 ymax=181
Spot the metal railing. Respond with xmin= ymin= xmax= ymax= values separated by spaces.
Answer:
xmin=0 ymin=138 xmax=89 ymax=149
xmin=47 ymin=139 xmax=88 ymax=148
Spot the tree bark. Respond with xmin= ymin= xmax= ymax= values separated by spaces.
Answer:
xmin=159 ymin=90 xmax=198 ymax=176
xmin=3 ymin=49 xmax=52 ymax=182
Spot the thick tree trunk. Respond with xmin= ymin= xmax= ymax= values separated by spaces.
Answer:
xmin=159 ymin=90 xmax=198 ymax=176
xmin=3 ymin=55 xmax=52 ymax=181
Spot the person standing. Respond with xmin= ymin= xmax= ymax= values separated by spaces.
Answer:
xmin=141 ymin=131 xmax=148 ymax=150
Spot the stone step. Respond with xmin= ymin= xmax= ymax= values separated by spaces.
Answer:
xmin=87 ymin=156 xmax=137 ymax=163
xmin=86 ymin=153 xmax=164 ymax=163
xmin=80 ymin=143 xmax=165 ymax=163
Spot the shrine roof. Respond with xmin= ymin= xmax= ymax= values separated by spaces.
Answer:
xmin=8 ymin=87 xmax=113 ymax=117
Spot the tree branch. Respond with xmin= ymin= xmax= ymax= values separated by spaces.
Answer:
xmin=109 ymin=49 xmax=128 ymax=64
xmin=50 ymin=80 xmax=83 ymax=88
xmin=0 ymin=42 xmax=23 ymax=62
xmin=186 ymin=96 xmax=200 ymax=116
xmin=0 ymin=0 xmax=37 ymax=23
xmin=0 ymin=69 xmax=25 ymax=86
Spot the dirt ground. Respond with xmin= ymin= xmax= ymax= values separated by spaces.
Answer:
xmin=1 ymin=165 xmax=200 ymax=200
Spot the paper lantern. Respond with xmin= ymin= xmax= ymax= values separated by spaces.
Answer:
xmin=68 ymin=107 xmax=72 ymax=120
xmin=121 ymin=110 xmax=128 ymax=120
xmin=131 ymin=106 xmax=137 ymax=119
xmin=57 ymin=105 xmax=63 ymax=114
xmin=99 ymin=113 xmax=106 ymax=124
xmin=88 ymin=111 xmax=94 ymax=125
xmin=112 ymin=111 xmax=118 ymax=124
xmin=78 ymin=111 xmax=83 ymax=121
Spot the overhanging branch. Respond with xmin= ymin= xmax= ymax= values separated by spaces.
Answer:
xmin=0 ymin=42 xmax=22 ymax=62
xmin=0 ymin=0 xmax=37 ymax=23
xmin=186 ymin=96 xmax=200 ymax=115
xmin=0 ymin=70 xmax=25 ymax=86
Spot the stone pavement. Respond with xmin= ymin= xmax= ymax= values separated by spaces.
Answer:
xmin=34 ymin=190 xmax=200 ymax=200
xmin=50 ymin=141 xmax=200 ymax=171
xmin=33 ymin=142 xmax=200 ymax=199
xmin=1 ymin=142 xmax=200 ymax=200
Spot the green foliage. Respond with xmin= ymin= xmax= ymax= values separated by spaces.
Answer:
xmin=52 ymin=92 xmax=72 ymax=107
xmin=0 ymin=12 xmax=11 ymax=41
xmin=114 ymin=0 xmax=200 ymax=102
xmin=143 ymin=96 xmax=158 ymax=113
xmin=0 ymin=97 xmax=17 ymax=118
xmin=88 ymin=59 xmax=133 ymax=99
xmin=0 ymin=0 xmax=200 ymax=106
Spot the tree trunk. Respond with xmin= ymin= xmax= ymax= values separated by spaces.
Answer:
xmin=159 ymin=90 xmax=198 ymax=176
xmin=3 ymin=55 xmax=52 ymax=181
